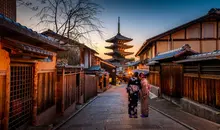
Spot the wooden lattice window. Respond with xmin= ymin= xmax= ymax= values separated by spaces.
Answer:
xmin=37 ymin=72 xmax=55 ymax=115
xmin=9 ymin=64 xmax=33 ymax=130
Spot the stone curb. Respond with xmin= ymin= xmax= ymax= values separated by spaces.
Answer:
xmin=149 ymin=105 xmax=197 ymax=130
xmin=52 ymin=96 xmax=99 ymax=130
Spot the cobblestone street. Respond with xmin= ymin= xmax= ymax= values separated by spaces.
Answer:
xmin=57 ymin=84 xmax=190 ymax=130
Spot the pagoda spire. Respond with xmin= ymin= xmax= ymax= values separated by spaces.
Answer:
xmin=118 ymin=17 xmax=120 ymax=34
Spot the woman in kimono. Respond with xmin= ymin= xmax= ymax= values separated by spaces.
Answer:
xmin=139 ymin=73 xmax=151 ymax=117
xmin=126 ymin=72 xmax=141 ymax=118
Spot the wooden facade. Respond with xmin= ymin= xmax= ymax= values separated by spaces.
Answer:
xmin=149 ymin=63 xmax=183 ymax=97
xmin=0 ymin=2 xmax=100 ymax=129
xmin=100 ymin=60 xmax=116 ymax=85
xmin=0 ymin=11 xmax=66 ymax=129
xmin=147 ymin=44 xmax=197 ymax=97
xmin=56 ymin=66 xmax=84 ymax=114
xmin=42 ymin=29 xmax=99 ymax=68
xmin=84 ymin=74 xmax=98 ymax=101
xmin=136 ymin=8 xmax=220 ymax=63
xmin=148 ymin=65 xmax=160 ymax=88
xmin=0 ymin=42 xmax=60 ymax=129
xmin=148 ymin=44 xmax=220 ymax=111
xmin=177 ymin=55 xmax=220 ymax=109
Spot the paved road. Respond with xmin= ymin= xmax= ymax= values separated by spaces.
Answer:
xmin=58 ymin=84 xmax=189 ymax=130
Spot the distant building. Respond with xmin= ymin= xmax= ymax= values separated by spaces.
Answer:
xmin=105 ymin=17 xmax=134 ymax=69
xmin=42 ymin=29 xmax=99 ymax=69
xmin=136 ymin=8 xmax=220 ymax=64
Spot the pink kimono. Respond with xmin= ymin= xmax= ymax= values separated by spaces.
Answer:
xmin=140 ymin=78 xmax=151 ymax=116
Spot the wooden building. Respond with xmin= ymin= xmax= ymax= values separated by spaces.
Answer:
xmin=148 ymin=44 xmax=197 ymax=97
xmin=175 ymin=50 xmax=220 ymax=123
xmin=56 ymin=65 xmax=85 ymax=116
xmin=0 ymin=13 xmax=64 ymax=130
xmin=42 ymin=29 xmax=99 ymax=68
xmin=148 ymin=44 xmax=220 ymax=123
xmin=95 ymin=56 xmax=116 ymax=85
xmin=136 ymin=8 xmax=220 ymax=63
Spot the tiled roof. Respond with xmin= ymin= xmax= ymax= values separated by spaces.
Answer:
xmin=106 ymin=33 xmax=133 ymax=43
xmin=147 ymin=61 xmax=159 ymax=66
xmin=100 ymin=60 xmax=116 ymax=68
xmin=105 ymin=44 xmax=133 ymax=49
xmin=20 ymin=43 xmax=53 ymax=56
xmin=0 ymin=14 xmax=64 ymax=51
xmin=176 ymin=50 xmax=220 ymax=63
xmin=104 ymin=51 xmax=134 ymax=56
xmin=149 ymin=44 xmax=198 ymax=62
xmin=106 ymin=58 xmax=131 ymax=62
xmin=5 ymin=38 xmax=54 ymax=56
xmin=87 ymin=65 xmax=101 ymax=71
xmin=208 ymin=8 xmax=220 ymax=14
xmin=42 ymin=29 xmax=98 ymax=54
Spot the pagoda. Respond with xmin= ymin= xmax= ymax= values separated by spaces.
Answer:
xmin=105 ymin=17 xmax=134 ymax=67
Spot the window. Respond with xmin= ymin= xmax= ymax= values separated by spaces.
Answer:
xmin=9 ymin=64 xmax=33 ymax=129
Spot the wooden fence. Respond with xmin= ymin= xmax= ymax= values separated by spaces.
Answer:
xmin=56 ymin=66 xmax=83 ymax=114
xmin=37 ymin=72 xmax=56 ymax=115
xmin=0 ymin=65 xmax=98 ymax=129
xmin=149 ymin=61 xmax=220 ymax=109
xmin=148 ymin=71 xmax=160 ymax=87
xmin=84 ymin=74 xmax=97 ymax=102
xmin=183 ymin=62 xmax=220 ymax=109
xmin=149 ymin=64 xmax=183 ymax=97
xmin=149 ymin=65 xmax=161 ymax=88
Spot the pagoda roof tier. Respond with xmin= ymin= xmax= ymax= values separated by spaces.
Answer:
xmin=107 ymin=58 xmax=132 ymax=63
xmin=105 ymin=44 xmax=133 ymax=49
xmin=104 ymin=51 xmax=134 ymax=56
xmin=106 ymin=33 xmax=133 ymax=43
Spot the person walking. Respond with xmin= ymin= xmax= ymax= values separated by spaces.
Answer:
xmin=139 ymin=72 xmax=151 ymax=117
xmin=126 ymin=72 xmax=141 ymax=118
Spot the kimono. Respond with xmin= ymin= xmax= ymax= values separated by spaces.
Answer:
xmin=140 ymin=78 xmax=151 ymax=117
xmin=126 ymin=77 xmax=141 ymax=117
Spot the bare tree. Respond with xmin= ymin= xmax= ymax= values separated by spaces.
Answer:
xmin=17 ymin=0 xmax=39 ymax=11
xmin=33 ymin=0 xmax=103 ymax=45
xmin=17 ymin=0 xmax=103 ymax=65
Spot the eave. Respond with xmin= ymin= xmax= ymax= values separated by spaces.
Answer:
xmin=0 ymin=14 xmax=65 ymax=52
xmin=105 ymin=44 xmax=133 ymax=49
xmin=135 ymin=12 xmax=220 ymax=57
xmin=106 ymin=33 xmax=133 ymax=43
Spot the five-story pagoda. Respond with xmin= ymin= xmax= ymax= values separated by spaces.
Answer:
xmin=105 ymin=17 xmax=134 ymax=67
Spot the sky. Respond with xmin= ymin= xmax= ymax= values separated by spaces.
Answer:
xmin=17 ymin=0 xmax=220 ymax=60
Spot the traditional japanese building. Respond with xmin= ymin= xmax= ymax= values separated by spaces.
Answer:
xmin=105 ymin=17 xmax=134 ymax=68
xmin=136 ymin=8 xmax=220 ymax=64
